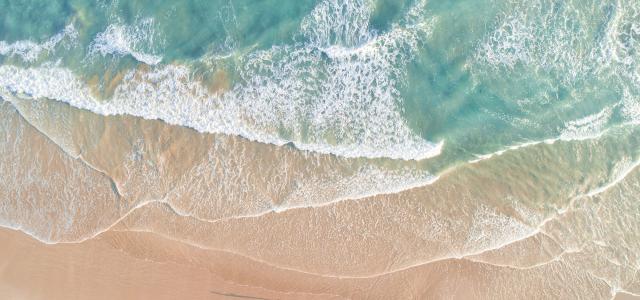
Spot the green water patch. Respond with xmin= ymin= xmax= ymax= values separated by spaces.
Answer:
xmin=0 ymin=0 xmax=73 ymax=41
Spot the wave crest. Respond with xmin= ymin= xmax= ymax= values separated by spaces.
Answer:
xmin=0 ymin=24 xmax=77 ymax=62
xmin=88 ymin=18 xmax=162 ymax=65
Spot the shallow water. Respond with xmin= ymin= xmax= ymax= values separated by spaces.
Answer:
xmin=1 ymin=0 xmax=640 ymax=299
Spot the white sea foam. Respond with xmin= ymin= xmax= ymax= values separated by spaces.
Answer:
xmin=622 ymin=89 xmax=640 ymax=125
xmin=475 ymin=0 xmax=640 ymax=142
xmin=88 ymin=18 xmax=162 ymax=65
xmin=0 ymin=24 xmax=77 ymax=62
xmin=560 ymin=106 xmax=613 ymax=141
xmin=0 ymin=0 xmax=441 ymax=161
xmin=475 ymin=0 xmax=596 ymax=81
xmin=469 ymin=140 xmax=548 ymax=164
xmin=301 ymin=0 xmax=374 ymax=47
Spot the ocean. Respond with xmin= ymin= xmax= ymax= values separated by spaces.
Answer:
xmin=1 ymin=0 xmax=640 ymax=299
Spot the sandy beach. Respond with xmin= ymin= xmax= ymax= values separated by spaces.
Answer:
xmin=2 ymin=96 xmax=640 ymax=298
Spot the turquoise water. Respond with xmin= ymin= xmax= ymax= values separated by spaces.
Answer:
xmin=3 ymin=2 xmax=640 ymax=296
xmin=0 ymin=0 xmax=638 ymax=171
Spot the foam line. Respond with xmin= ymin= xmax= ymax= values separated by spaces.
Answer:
xmin=0 ymin=24 xmax=77 ymax=62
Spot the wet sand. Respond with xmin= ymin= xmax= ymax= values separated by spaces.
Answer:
xmin=1 ymin=96 xmax=640 ymax=298
xmin=0 ymin=224 xmax=618 ymax=299
xmin=0 ymin=227 xmax=331 ymax=300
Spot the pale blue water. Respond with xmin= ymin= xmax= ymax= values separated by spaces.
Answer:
xmin=0 ymin=0 xmax=638 ymax=171
xmin=3 ymin=2 xmax=640 ymax=296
